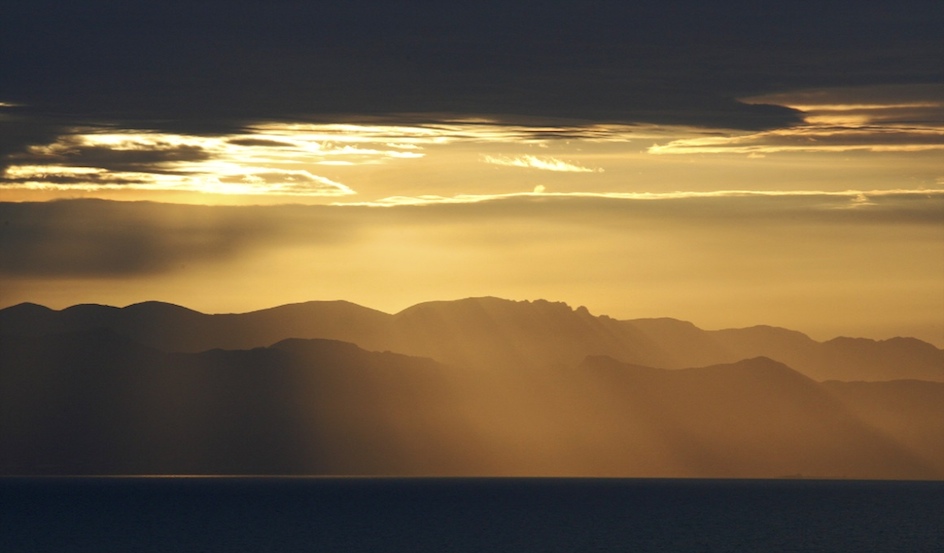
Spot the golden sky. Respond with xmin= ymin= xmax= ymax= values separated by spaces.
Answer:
xmin=2 ymin=85 xmax=943 ymax=345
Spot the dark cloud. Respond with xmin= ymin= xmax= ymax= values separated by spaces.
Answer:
xmin=0 ymin=110 xmax=69 ymax=175
xmin=0 ymin=173 xmax=148 ymax=186
xmin=8 ymin=138 xmax=211 ymax=174
xmin=4 ymin=0 xmax=941 ymax=140
xmin=227 ymin=138 xmax=296 ymax=148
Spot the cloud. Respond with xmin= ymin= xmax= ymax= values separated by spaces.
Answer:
xmin=648 ymin=127 xmax=944 ymax=155
xmin=652 ymin=85 xmax=944 ymax=155
xmin=227 ymin=138 xmax=296 ymax=148
xmin=11 ymin=136 xmax=212 ymax=171
xmin=0 ymin=128 xmax=360 ymax=197
xmin=0 ymin=120 xmax=688 ymax=199
xmin=0 ymin=108 xmax=69 ymax=175
xmin=249 ymin=120 xmax=669 ymax=145
xmin=2 ymin=165 xmax=354 ymax=197
xmin=743 ymin=85 xmax=944 ymax=121
xmin=216 ymin=170 xmax=355 ymax=196
xmin=2 ymin=131 xmax=220 ymax=189
xmin=483 ymin=155 xmax=600 ymax=173
xmin=3 ymin=114 xmax=940 ymax=205
xmin=1 ymin=166 xmax=157 ymax=187
xmin=341 ymin=188 xmax=944 ymax=216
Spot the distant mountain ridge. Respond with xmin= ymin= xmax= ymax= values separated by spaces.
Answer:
xmin=2 ymin=297 xmax=940 ymax=382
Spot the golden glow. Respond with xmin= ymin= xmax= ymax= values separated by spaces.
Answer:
xmin=1 ymin=86 xmax=942 ymax=347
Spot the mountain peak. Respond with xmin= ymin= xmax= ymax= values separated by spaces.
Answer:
xmin=625 ymin=317 xmax=700 ymax=330
xmin=0 ymin=302 xmax=57 ymax=334
xmin=1 ymin=302 xmax=53 ymax=312
xmin=0 ymin=302 xmax=55 ymax=317
xmin=396 ymin=296 xmax=586 ymax=317
xmin=717 ymin=324 xmax=813 ymax=342
xmin=246 ymin=299 xmax=390 ymax=316
xmin=270 ymin=337 xmax=365 ymax=357
xmin=685 ymin=356 xmax=814 ymax=385
xmin=122 ymin=301 xmax=202 ymax=315
xmin=62 ymin=303 xmax=121 ymax=313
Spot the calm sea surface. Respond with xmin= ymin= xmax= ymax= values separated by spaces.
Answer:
xmin=2 ymin=477 xmax=942 ymax=552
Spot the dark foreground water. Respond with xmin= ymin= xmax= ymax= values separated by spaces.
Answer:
xmin=2 ymin=477 xmax=942 ymax=552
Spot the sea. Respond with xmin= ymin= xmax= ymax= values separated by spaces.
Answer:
xmin=2 ymin=477 xmax=942 ymax=552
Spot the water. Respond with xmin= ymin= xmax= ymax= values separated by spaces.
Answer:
xmin=2 ymin=477 xmax=942 ymax=552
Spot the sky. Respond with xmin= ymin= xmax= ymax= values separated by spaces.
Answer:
xmin=2 ymin=1 xmax=943 ymax=345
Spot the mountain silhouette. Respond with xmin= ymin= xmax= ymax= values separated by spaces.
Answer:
xmin=0 ymin=330 xmax=476 ymax=475
xmin=0 ymin=300 xmax=390 ymax=353
xmin=2 ymin=329 xmax=942 ymax=478
xmin=2 ymin=297 xmax=941 ymax=382
xmin=570 ymin=355 xmax=943 ymax=478
xmin=388 ymin=297 xmax=674 ymax=371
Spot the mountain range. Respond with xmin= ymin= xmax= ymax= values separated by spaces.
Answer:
xmin=2 ymin=297 xmax=941 ymax=381
xmin=1 ymin=297 xmax=942 ymax=478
